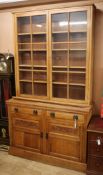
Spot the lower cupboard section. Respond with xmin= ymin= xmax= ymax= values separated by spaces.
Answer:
xmin=7 ymin=99 xmax=91 ymax=172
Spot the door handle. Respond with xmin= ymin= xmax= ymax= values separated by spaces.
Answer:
xmin=73 ymin=115 xmax=78 ymax=128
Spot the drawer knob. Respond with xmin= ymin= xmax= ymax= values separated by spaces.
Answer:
xmin=73 ymin=115 xmax=78 ymax=129
xmin=33 ymin=110 xmax=38 ymax=115
xmin=50 ymin=112 xmax=55 ymax=118
xmin=14 ymin=108 xmax=18 ymax=113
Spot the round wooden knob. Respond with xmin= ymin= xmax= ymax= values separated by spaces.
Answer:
xmin=14 ymin=108 xmax=18 ymax=112
xmin=33 ymin=110 xmax=38 ymax=115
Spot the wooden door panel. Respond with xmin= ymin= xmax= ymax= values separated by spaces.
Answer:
xmin=13 ymin=129 xmax=41 ymax=152
xmin=48 ymin=135 xmax=80 ymax=161
xmin=47 ymin=116 xmax=83 ymax=161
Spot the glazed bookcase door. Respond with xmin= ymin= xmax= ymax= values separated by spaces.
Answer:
xmin=16 ymin=12 xmax=49 ymax=99
xmin=50 ymin=7 xmax=92 ymax=104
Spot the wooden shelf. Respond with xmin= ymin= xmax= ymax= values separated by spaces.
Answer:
xmin=52 ymin=82 xmax=67 ymax=85
xmin=33 ymin=70 xmax=47 ymax=72
xmin=19 ymin=80 xmax=32 ymax=82
xmin=18 ymin=43 xmax=31 ymax=44
xmin=19 ymin=49 xmax=31 ymax=51
xmin=33 ymin=65 xmax=47 ymax=67
xmin=19 ymin=65 xmax=32 ymax=67
xmin=52 ymin=41 xmax=86 ymax=44
xmin=33 ymin=81 xmax=47 ymax=83
xmin=69 ymin=49 xmax=86 ymax=51
xmin=33 ymin=49 xmax=47 ymax=51
xmin=69 ymin=31 xmax=87 ymax=33
xmin=19 ymin=69 xmax=32 ymax=72
xmin=69 ymin=66 xmax=86 ymax=69
xmin=32 ymin=42 xmax=46 ymax=44
xmin=52 ymin=49 xmax=68 ymax=51
xmin=52 ymin=31 xmax=68 ymax=34
xmin=52 ymin=66 xmax=67 ymax=68
xmin=32 ymin=32 xmax=46 ymax=35
xmin=52 ymin=31 xmax=87 ymax=34
xmin=69 ymin=83 xmax=85 ymax=86
xmin=52 ymin=71 xmax=67 ymax=73
xmin=69 ymin=71 xmax=86 ymax=74
xmin=18 ymin=33 xmax=31 ymax=35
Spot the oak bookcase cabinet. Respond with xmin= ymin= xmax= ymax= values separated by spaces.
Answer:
xmin=7 ymin=4 xmax=94 ymax=172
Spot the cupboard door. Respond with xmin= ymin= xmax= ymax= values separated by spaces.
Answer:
xmin=50 ymin=8 xmax=89 ymax=102
xmin=12 ymin=116 xmax=42 ymax=153
xmin=46 ymin=113 xmax=84 ymax=162
xmin=16 ymin=12 xmax=49 ymax=98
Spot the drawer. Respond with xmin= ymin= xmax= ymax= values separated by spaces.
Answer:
xmin=47 ymin=111 xmax=84 ymax=123
xmin=12 ymin=118 xmax=40 ymax=132
xmin=87 ymin=155 xmax=103 ymax=172
xmin=48 ymin=123 xmax=82 ymax=137
xmin=88 ymin=132 xmax=103 ymax=142
xmin=11 ymin=106 xmax=42 ymax=116
xmin=88 ymin=141 xmax=103 ymax=156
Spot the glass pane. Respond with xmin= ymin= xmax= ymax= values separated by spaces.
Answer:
xmin=69 ymin=11 xmax=87 ymax=32
xmin=19 ymin=51 xmax=31 ymax=65
xmin=32 ymin=43 xmax=46 ymax=50
xmin=69 ymin=50 xmax=86 ymax=67
xmin=18 ymin=44 xmax=31 ymax=50
xmin=70 ymin=32 xmax=87 ymax=42
xmin=52 ymin=33 xmax=68 ymax=42
xmin=53 ymin=43 xmax=68 ymax=50
xmin=69 ymin=85 xmax=85 ymax=100
xmin=34 ymin=83 xmax=47 ymax=96
xmin=52 ymin=13 xmax=68 ymax=32
xmin=20 ymin=82 xmax=32 ymax=95
xmin=17 ymin=17 xmax=30 ymax=33
xmin=53 ymin=72 xmax=67 ymax=83
xmin=52 ymin=51 xmax=68 ymax=66
xmin=33 ymin=72 xmax=47 ymax=81
xmin=69 ymin=73 xmax=85 ymax=84
xmin=33 ymin=51 xmax=46 ymax=66
xmin=19 ymin=71 xmax=32 ymax=81
xmin=69 ymin=42 xmax=86 ymax=50
xmin=32 ymin=34 xmax=46 ymax=42
xmin=52 ymin=84 xmax=67 ymax=98
xmin=32 ymin=34 xmax=46 ymax=50
xmin=18 ymin=35 xmax=31 ymax=43
xmin=32 ymin=15 xmax=46 ymax=33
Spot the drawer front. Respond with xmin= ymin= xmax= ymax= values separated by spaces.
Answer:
xmin=88 ymin=132 xmax=103 ymax=141
xmin=48 ymin=123 xmax=81 ymax=137
xmin=87 ymin=155 xmax=103 ymax=172
xmin=11 ymin=112 xmax=41 ymax=121
xmin=12 ymin=117 xmax=40 ymax=132
xmin=47 ymin=111 xmax=84 ymax=123
xmin=11 ymin=106 xmax=42 ymax=116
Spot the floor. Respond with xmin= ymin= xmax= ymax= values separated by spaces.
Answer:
xmin=0 ymin=148 xmax=86 ymax=175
